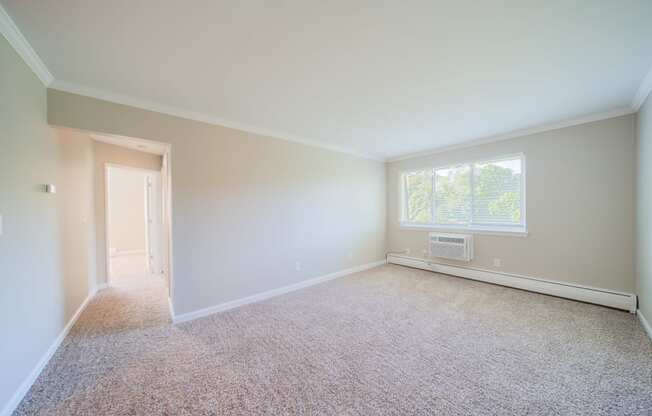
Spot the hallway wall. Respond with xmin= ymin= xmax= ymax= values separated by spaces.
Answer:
xmin=48 ymin=89 xmax=387 ymax=317
xmin=56 ymin=129 xmax=96 ymax=324
xmin=0 ymin=36 xmax=96 ymax=414
xmin=107 ymin=167 xmax=148 ymax=254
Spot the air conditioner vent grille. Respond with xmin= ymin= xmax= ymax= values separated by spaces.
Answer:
xmin=429 ymin=233 xmax=473 ymax=262
xmin=437 ymin=236 xmax=465 ymax=244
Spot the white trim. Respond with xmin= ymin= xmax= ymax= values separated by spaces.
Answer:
xmin=96 ymin=283 xmax=108 ymax=291
xmin=387 ymin=255 xmax=637 ymax=313
xmin=0 ymin=3 xmax=53 ymax=86
xmin=105 ymin=163 xmax=161 ymax=174
xmin=104 ymin=163 xmax=111 ymax=283
xmin=387 ymin=107 xmax=634 ymax=162
xmin=163 ymin=149 xmax=175 ymax=304
xmin=49 ymin=80 xmax=382 ymax=162
xmin=398 ymin=223 xmax=528 ymax=237
xmin=168 ymin=297 xmax=175 ymax=319
xmin=0 ymin=287 xmax=97 ymax=416
xmin=172 ymin=260 xmax=386 ymax=323
xmin=632 ymin=66 xmax=652 ymax=111
xmin=639 ymin=310 xmax=652 ymax=342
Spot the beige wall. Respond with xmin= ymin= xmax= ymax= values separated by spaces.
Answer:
xmin=48 ymin=89 xmax=387 ymax=316
xmin=387 ymin=115 xmax=637 ymax=293
xmin=93 ymin=141 xmax=162 ymax=285
xmin=637 ymin=95 xmax=652 ymax=320
xmin=0 ymin=38 xmax=95 ymax=412
xmin=56 ymin=129 xmax=96 ymax=319
xmin=107 ymin=167 xmax=148 ymax=253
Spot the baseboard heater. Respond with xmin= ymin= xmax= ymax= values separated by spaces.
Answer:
xmin=387 ymin=255 xmax=637 ymax=313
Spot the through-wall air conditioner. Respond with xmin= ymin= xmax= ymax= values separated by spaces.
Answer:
xmin=429 ymin=233 xmax=473 ymax=262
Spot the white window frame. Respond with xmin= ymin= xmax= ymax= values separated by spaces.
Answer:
xmin=399 ymin=153 xmax=527 ymax=237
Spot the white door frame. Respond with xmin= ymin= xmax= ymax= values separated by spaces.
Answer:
xmin=104 ymin=163 xmax=168 ymax=286
xmin=161 ymin=150 xmax=175 ymax=300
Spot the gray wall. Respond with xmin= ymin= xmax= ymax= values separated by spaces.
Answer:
xmin=0 ymin=38 xmax=95 ymax=411
xmin=387 ymin=115 xmax=637 ymax=293
xmin=637 ymin=95 xmax=652 ymax=320
xmin=93 ymin=141 xmax=162 ymax=286
xmin=47 ymin=89 xmax=387 ymax=316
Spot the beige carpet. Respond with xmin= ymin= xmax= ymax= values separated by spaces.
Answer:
xmin=13 ymin=265 xmax=652 ymax=415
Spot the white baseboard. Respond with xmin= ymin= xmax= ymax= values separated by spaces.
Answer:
xmin=639 ymin=310 xmax=652 ymax=342
xmin=172 ymin=260 xmax=386 ymax=323
xmin=96 ymin=282 xmax=108 ymax=291
xmin=387 ymin=255 xmax=637 ymax=313
xmin=0 ymin=287 xmax=98 ymax=416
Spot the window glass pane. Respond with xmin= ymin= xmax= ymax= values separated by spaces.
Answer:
xmin=404 ymin=170 xmax=433 ymax=223
xmin=435 ymin=165 xmax=471 ymax=224
xmin=472 ymin=158 xmax=522 ymax=225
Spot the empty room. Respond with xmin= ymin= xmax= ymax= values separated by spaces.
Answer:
xmin=1 ymin=1 xmax=651 ymax=415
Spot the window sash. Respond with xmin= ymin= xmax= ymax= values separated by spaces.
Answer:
xmin=401 ymin=155 xmax=525 ymax=229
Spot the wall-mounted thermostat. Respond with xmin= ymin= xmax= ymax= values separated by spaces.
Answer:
xmin=45 ymin=184 xmax=56 ymax=194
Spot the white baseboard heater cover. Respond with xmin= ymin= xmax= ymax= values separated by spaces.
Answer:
xmin=387 ymin=255 xmax=637 ymax=313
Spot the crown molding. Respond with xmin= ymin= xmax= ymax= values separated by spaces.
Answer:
xmin=0 ymin=3 xmax=53 ymax=86
xmin=387 ymin=107 xmax=635 ymax=163
xmin=48 ymin=80 xmax=383 ymax=162
xmin=2 ymin=0 xmax=647 ymax=161
xmin=632 ymin=65 xmax=652 ymax=111
xmin=48 ymin=78 xmax=641 ymax=164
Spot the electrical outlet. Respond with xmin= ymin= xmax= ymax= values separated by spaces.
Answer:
xmin=347 ymin=251 xmax=353 ymax=260
xmin=405 ymin=248 xmax=411 ymax=255
xmin=295 ymin=261 xmax=301 ymax=271
xmin=493 ymin=258 xmax=502 ymax=267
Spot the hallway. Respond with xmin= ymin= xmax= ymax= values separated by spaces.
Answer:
xmin=13 ymin=277 xmax=171 ymax=415
xmin=110 ymin=253 xmax=158 ymax=287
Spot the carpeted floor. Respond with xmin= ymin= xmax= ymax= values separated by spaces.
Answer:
xmin=13 ymin=265 xmax=652 ymax=415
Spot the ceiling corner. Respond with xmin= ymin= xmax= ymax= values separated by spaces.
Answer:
xmin=0 ymin=3 xmax=54 ymax=86
xmin=632 ymin=65 xmax=652 ymax=111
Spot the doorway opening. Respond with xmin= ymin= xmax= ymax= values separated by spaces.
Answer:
xmin=105 ymin=164 xmax=162 ymax=286
xmin=91 ymin=132 xmax=174 ymax=310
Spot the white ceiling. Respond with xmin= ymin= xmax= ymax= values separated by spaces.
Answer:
xmin=3 ymin=1 xmax=652 ymax=160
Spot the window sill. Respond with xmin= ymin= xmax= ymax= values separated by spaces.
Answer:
xmin=398 ymin=223 xmax=528 ymax=237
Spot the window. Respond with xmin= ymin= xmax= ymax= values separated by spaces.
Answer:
xmin=400 ymin=155 xmax=525 ymax=234
xmin=403 ymin=169 xmax=433 ymax=224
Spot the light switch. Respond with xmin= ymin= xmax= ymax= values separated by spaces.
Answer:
xmin=45 ymin=184 xmax=57 ymax=194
